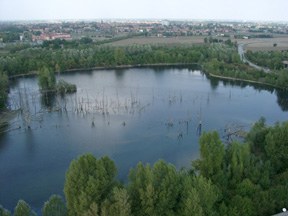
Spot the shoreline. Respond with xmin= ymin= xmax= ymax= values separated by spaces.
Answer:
xmin=8 ymin=63 xmax=284 ymax=90
xmin=8 ymin=63 xmax=200 ymax=79
xmin=207 ymin=72 xmax=280 ymax=89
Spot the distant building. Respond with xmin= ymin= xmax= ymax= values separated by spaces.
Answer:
xmin=161 ymin=20 xmax=170 ymax=26
xmin=283 ymin=61 xmax=288 ymax=69
xmin=50 ymin=33 xmax=72 ymax=40
xmin=32 ymin=33 xmax=72 ymax=42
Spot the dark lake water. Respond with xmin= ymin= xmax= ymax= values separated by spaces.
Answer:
xmin=0 ymin=66 xmax=288 ymax=211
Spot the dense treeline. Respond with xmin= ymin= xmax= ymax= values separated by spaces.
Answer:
xmin=1 ymin=40 xmax=288 ymax=110
xmin=41 ymin=33 xmax=144 ymax=49
xmin=1 ymin=118 xmax=288 ymax=216
xmin=0 ymin=44 xmax=212 ymax=76
xmin=234 ymin=34 xmax=273 ymax=39
xmin=204 ymin=56 xmax=288 ymax=88
xmin=246 ymin=50 xmax=288 ymax=70
xmin=0 ymin=71 xmax=8 ymax=110
xmin=203 ymin=45 xmax=288 ymax=88
xmin=0 ymin=25 xmax=27 ymax=43
xmin=1 ymin=41 xmax=287 ymax=89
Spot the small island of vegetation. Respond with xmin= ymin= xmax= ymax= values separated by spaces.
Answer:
xmin=38 ymin=66 xmax=76 ymax=95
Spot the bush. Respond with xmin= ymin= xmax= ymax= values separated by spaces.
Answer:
xmin=56 ymin=79 xmax=77 ymax=94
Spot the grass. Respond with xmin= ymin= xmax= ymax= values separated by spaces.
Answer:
xmin=106 ymin=36 xmax=206 ymax=46
xmin=0 ymin=49 xmax=9 ymax=56
xmin=238 ymin=36 xmax=288 ymax=52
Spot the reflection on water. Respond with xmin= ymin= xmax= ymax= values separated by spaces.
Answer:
xmin=0 ymin=66 xmax=288 ymax=211
xmin=276 ymin=90 xmax=288 ymax=111
xmin=41 ymin=92 xmax=56 ymax=108
xmin=0 ymin=122 xmax=8 ymax=150
xmin=114 ymin=69 xmax=125 ymax=80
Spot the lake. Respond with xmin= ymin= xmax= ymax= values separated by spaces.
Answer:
xmin=0 ymin=66 xmax=287 ymax=211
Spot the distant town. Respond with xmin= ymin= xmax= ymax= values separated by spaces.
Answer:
xmin=0 ymin=19 xmax=288 ymax=45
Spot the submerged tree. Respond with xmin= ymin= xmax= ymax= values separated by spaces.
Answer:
xmin=56 ymin=79 xmax=76 ymax=94
xmin=38 ymin=67 xmax=76 ymax=95
xmin=38 ymin=66 xmax=56 ymax=92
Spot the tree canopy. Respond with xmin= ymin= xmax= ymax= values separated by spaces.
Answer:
xmin=64 ymin=154 xmax=117 ymax=216
xmin=0 ymin=71 xmax=8 ymax=110
xmin=42 ymin=194 xmax=67 ymax=216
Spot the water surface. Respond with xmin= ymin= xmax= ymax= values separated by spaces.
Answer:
xmin=0 ymin=66 xmax=287 ymax=211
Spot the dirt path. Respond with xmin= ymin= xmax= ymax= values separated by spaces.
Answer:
xmin=238 ymin=43 xmax=270 ymax=73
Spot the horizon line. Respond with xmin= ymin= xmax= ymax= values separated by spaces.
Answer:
xmin=1 ymin=18 xmax=288 ymax=24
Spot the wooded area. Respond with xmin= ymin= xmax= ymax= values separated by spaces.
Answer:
xmin=1 ymin=40 xmax=288 ymax=110
xmin=246 ymin=50 xmax=288 ymax=70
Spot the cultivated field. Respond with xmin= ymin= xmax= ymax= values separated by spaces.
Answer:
xmin=238 ymin=36 xmax=288 ymax=52
xmin=107 ymin=36 xmax=206 ymax=46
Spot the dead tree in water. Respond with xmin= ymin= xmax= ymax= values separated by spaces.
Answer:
xmin=18 ymin=87 xmax=32 ymax=129
xmin=197 ymin=120 xmax=202 ymax=136
xmin=177 ymin=132 xmax=183 ymax=140
xmin=16 ymin=84 xmax=44 ymax=130
xmin=223 ymin=123 xmax=247 ymax=143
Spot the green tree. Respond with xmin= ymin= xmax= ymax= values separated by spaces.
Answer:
xmin=83 ymin=203 xmax=98 ymax=216
xmin=80 ymin=37 xmax=93 ymax=44
xmin=193 ymin=132 xmax=225 ymax=182
xmin=0 ymin=205 xmax=11 ymax=216
xmin=38 ymin=66 xmax=56 ymax=91
xmin=235 ymin=178 xmax=259 ymax=198
xmin=181 ymin=188 xmax=203 ymax=216
xmin=128 ymin=160 xmax=181 ymax=216
xmin=101 ymin=187 xmax=132 ymax=216
xmin=246 ymin=117 xmax=269 ymax=157
xmin=0 ymin=71 xmax=8 ymax=110
xmin=128 ymin=162 xmax=154 ymax=216
xmin=226 ymin=142 xmax=251 ymax=186
xmin=152 ymin=160 xmax=181 ymax=215
xmin=252 ymin=190 xmax=275 ymax=215
xmin=229 ymin=195 xmax=255 ymax=216
xmin=193 ymin=175 xmax=219 ymax=216
xmin=42 ymin=195 xmax=67 ymax=216
xmin=64 ymin=154 xmax=117 ymax=216
xmin=265 ymin=122 xmax=288 ymax=173
xmin=178 ymin=175 xmax=202 ymax=216
xmin=13 ymin=200 xmax=36 ymax=216
xmin=114 ymin=48 xmax=127 ymax=65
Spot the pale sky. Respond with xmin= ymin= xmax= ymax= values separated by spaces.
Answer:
xmin=0 ymin=0 xmax=288 ymax=22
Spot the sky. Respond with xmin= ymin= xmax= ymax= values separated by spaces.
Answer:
xmin=0 ymin=0 xmax=288 ymax=22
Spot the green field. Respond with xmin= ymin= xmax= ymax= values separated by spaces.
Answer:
xmin=106 ymin=36 xmax=206 ymax=46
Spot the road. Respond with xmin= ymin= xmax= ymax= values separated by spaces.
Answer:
xmin=238 ymin=43 xmax=270 ymax=73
